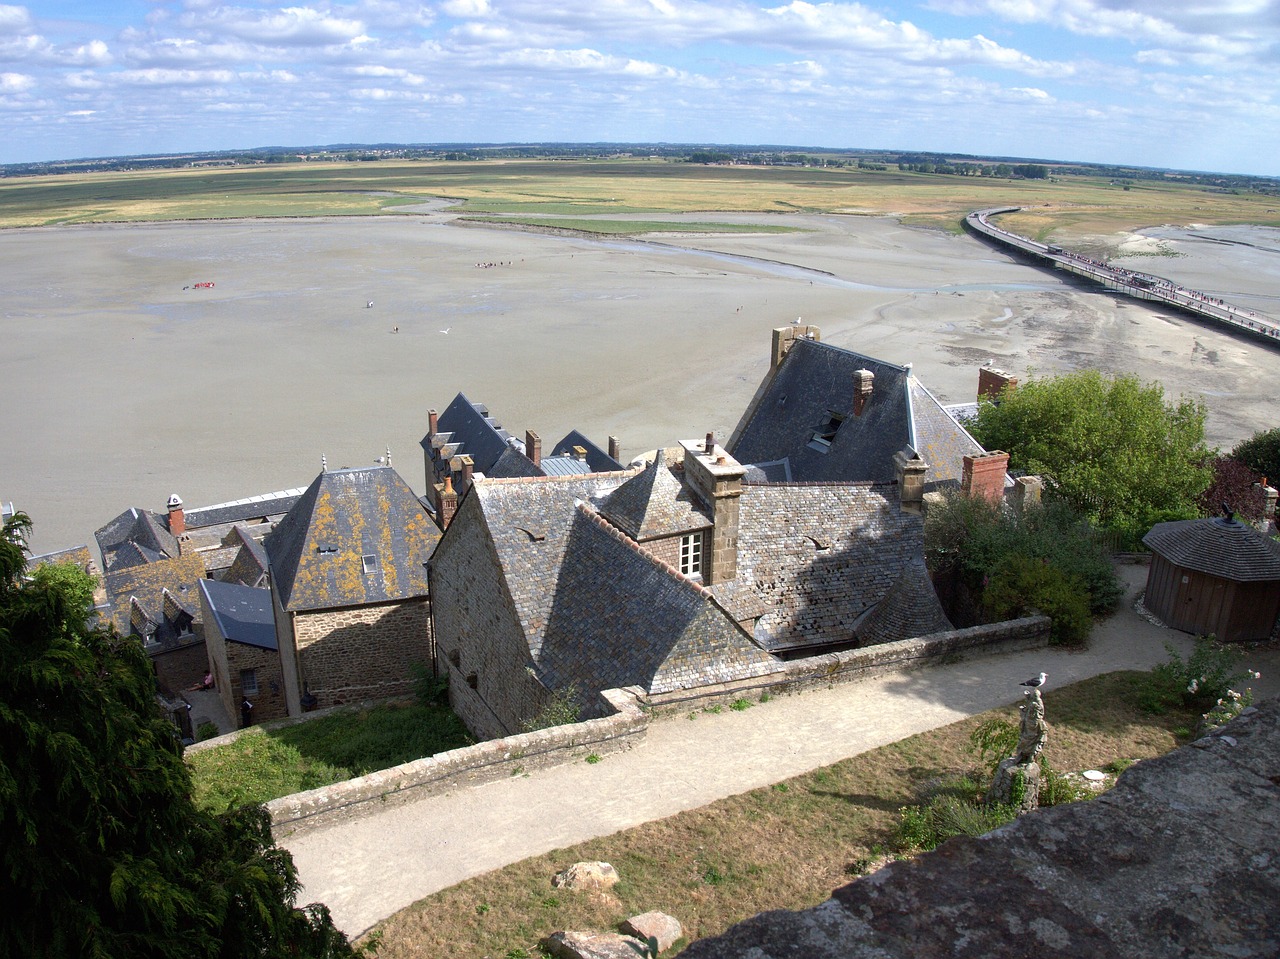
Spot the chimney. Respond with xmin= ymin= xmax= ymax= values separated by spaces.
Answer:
xmin=608 ymin=435 xmax=621 ymax=463
xmin=681 ymin=438 xmax=745 ymax=586
xmin=1010 ymin=475 xmax=1044 ymax=514
xmin=892 ymin=450 xmax=928 ymax=513
xmin=167 ymin=494 xmax=185 ymax=536
xmin=459 ymin=455 xmax=475 ymax=491
xmin=428 ymin=409 xmax=439 ymax=437
xmin=705 ymin=431 xmax=715 ymax=454
xmin=770 ymin=324 xmax=822 ymax=370
xmin=978 ymin=366 xmax=1018 ymax=403
xmin=525 ymin=430 xmax=542 ymax=469
xmin=853 ymin=369 xmax=875 ymax=416
xmin=962 ymin=451 xmax=1010 ymax=504
xmin=434 ymin=475 xmax=458 ymax=530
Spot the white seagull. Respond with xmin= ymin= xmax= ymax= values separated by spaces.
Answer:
xmin=1020 ymin=672 xmax=1047 ymax=689
xmin=438 ymin=327 xmax=451 ymax=334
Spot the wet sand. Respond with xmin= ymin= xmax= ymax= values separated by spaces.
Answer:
xmin=2 ymin=211 xmax=1277 ymax=555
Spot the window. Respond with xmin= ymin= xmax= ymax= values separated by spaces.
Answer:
xmin=808 ymin=410 xmax=845 ymax=453
xmin=680 ymin=531 xmax=703 ymax=578
xmin=240 ymin=668 xmax=259 ymax=696
xmin=362 ymin=553 xmax=378 ymax=574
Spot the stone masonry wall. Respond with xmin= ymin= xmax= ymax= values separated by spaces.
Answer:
xmin=295 ymin=598 xmax=432 ymax=708
xmin=226 ymin=641 xmax=289 ymax=724
xmin=267 ymin=686 xmax=648 ymax=833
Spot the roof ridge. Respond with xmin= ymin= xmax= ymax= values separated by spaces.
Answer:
xmin=797 ymin=335 xmax=911 ymax=373
xmin=481 ymin=469 xmax=641 ymax=487
xmin=574 ymin=501 xmax=716 ymax=600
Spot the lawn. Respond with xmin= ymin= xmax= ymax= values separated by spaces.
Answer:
xmin=365 ymin=670 xmax=1202 ymax=958
xmin=187 ymin=700 xmax=473 ymax=812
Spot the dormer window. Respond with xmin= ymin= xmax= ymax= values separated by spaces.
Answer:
xmin=808 ymin=410 xmax=845 ymax=453
xmin=362 ymin=553 xmax=378 ymax=574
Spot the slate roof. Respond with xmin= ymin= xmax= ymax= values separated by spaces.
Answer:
xmin=95 ymin=507 xmax=179 ymax=572
xmin=221 ymin=527 xmax=270 ymax=588
xmin=183 ymin=489 xmax=304 ymax=529
xmin=729 ymin=337 xmax=984 ymax=490
xmin=458 ymin=472 xmax=782 ymax=698
xmin=29 ymin=544 xmax=95 ymax=572
xmin=1144 ymin=518 xmax=1280 ymax=582
xmin=423 ymin=393 xmax=527 ymax=479
xmin=265 ymin=466 xmax=439 ymax=611
xmin=710 ymin=482 xmax=950 ymax=654
xmin=550 ymin=430 xmax=625 ymax=473
xmin=103 ymin=552 xmax=207 ymax=641
xmin=199 ymin=579 xmax=278 ymax=650
xmin=597 ymin=451 xmax=712 ymax=541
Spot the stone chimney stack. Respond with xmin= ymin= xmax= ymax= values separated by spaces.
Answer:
xmin=526 ymin=430 xmax=542 ymax=469
xmin=771 ymin=324 xmax=822 ymax=370
xmin=1010 ymin=475 xmax=1044 ymax=515
xmin=962 ymin=451 xmax=1010 ymax=503
xmin=681 ymin=437 xmax=745 ymax=586
xmin=458 ymin=455 xmax=475 ymax=491
xmin=608 ymin=435 xmax=621 ymax=463
xmin=428 ymin=409 xmax=439 ymax=437
xmin=978 ymin=366 xmax=1018 ymax=403
xmin=892 ymin=450 xmax=928 ymax=513
xmin=572 ymin=446 xmax=588 ymax=463
xmin=167 ymin=494 xmax=185 ymax=536
xmin=853 ymin=369 xmax=875 ymax=417
xmin=434 ymin=475 xmax=458 ymax=530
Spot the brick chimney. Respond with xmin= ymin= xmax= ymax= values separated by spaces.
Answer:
xmin=167 ymin=494 xmax=185 ymax=536
xmin=853 ymin=369 xmax=875 ymax=416
xmin=892 ymin=450 xmax=928 ymax=513
xmin=434 ymin=476 xmax=458 ymax=530
xmin=962 ymin=451 xmax=1010 ymax=503
xmin=525 ymin=430 xmax=541 ymax=469
xmin=771 ymin=324 xmax=822 ymax=370
xmin=428 ymin=408 xmax=439 ymax=437
xmin=681 ymin=437 xmax=745 ymax=586
xmin=978 ymin=366 xmax=1018 ymax=403
xmin=608 ymin=435 xmax=621 ymax=463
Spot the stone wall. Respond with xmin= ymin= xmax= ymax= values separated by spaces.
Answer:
xmin=267 ymin=686 xmax=648 ymax=833
xmin=681 ymin=697 xmax=1280 ymax=959
xmin=227 ymin=641 xmax=289 ymax=724
xmin=149 ymin=638 xmax=209 ymax=698
xmin=295 ymin=598 xmax=432 ymax=708
xmin=644 ymin=615 xmax=1051 ymax=712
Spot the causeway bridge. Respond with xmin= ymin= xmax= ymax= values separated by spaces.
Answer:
xmin=964 ymin=207 xmax=1280 ymax=350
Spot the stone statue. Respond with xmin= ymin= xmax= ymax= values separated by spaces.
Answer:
xmin=1014 ymin=688 xmax=1048 ymax=764
xmin=985 ymin=688 xmax=1049 ymax=813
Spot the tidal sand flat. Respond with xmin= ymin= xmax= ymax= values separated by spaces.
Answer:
xmin=2 ymin=211 xmax=1277 ymax=555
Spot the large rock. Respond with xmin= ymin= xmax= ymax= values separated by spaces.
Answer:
xmin=552 ymin=861 xmax=621 ymax=891
xmin=621 ymin=911 xmax=683 ymax=953
xmin=985 ymin=756 xmax=1041 ymax=813
xmin=680 ymin=700 xmax=1280 ymax=959
xmin=540 ymin=930 xmax=649 ymax=959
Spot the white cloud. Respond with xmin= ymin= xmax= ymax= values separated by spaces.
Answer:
xmin=0 ymin=4 xmax=32 ymax=32
xmin=0 ymin=69 xmax=32 ymax=91
xmin=115 ymin=67 xmax=236 ymax=86
xmin=179 ymin=5 xmax=367 ymax=46
xmin=63 ymin=39 xmax=111 ymax=66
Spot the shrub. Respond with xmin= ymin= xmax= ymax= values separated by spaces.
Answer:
xmin=897 ymin=788 xmax=1018 ymax=852
xmin=984 ymin=554 xmax=1092 ymax=646
xmin=969 ymin=717 xmax=1019 ymax=776
xmin=196 ymin=721 xmax=221 ymax=742
xmin=1142 ymin=637 xmax=1252 ymax=714
xmin=1232 ymin=427 xmax=1280 ymax=487
xmin=521 ymin=684 xmax=581 ymax=732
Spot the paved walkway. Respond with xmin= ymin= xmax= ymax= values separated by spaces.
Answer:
xmin=281 ymin=566 xmax=1278 ymax=937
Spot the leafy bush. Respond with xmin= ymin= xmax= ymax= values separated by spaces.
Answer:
xmin=1142 ymin=637 xmax=1252 ymax=714
xmin=1037 ymin=762 xmax=1092 ymax=806
xmin=1232 ymin=427 xmax=1280 ymax=487
xmin=897 ymin=783 xmax=1018 ymax=853
xmin=521 ymin=684 xmax=581 ymax=732
xmin=196 ymin=721 xmax=221 ymax=742
xmin=969 ymin=717 xmax=1019 ymax=775
xmin=984 ymin=554 xmax=1093 ymax=646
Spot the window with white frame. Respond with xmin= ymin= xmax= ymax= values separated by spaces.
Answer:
xmin=680 ymin=531 xmax=703 ymax=578
xmin=362 ymin=553 xmax=378 ymax=574
xmin=240 ymin=668 xmax=259 ymax=696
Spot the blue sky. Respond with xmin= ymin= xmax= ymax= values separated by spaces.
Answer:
xmin=2 ymin=1 xmax=1277 ymax=175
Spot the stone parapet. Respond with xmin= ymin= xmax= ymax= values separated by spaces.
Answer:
xmin=267 ymin=686 xmax=648 ymax=834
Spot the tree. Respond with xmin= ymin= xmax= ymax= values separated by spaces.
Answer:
xmin=970 ymin=370 xmax=1212 ymax=541
xmin=0 ymin=514 xmax=355 ymax=959
xmin=1231 ymin=427 xmax=1280 ymax=486
xmin=1197 ymin=455 xmax=1266 ymax=523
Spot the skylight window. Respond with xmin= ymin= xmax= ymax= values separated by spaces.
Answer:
xmin=808 ymin=410 xmax=845 ymax=453
xmin=362 ymin=553 xmax=378 ymax=574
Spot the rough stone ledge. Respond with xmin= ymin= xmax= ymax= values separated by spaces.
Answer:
xmin=680 ymin=696 xmax=1280 ymax=959
xmin=268 ymin=686 xmax=648 ymax=835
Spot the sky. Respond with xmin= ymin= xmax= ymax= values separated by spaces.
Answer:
xmin=1 ymin=1 xmax=1277 ymax=175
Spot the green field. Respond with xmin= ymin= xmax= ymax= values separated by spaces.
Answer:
xmin=3 ymin=158 xmax=1278 ymax=241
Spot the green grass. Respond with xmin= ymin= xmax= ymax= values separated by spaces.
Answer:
xmin=187 ymin=700 xmax=473 ymax=811
xmin=459 ymin=215 xmax=801 ymax=235
xmin=367 ymin=670 xmax=1200 ymax=958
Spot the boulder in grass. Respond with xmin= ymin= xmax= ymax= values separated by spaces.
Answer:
xmin=621 ymin=912 xmax=683 ymax=953
xmin=540 ymin=930 xmax=649 ymax=959
xmin=552 ymin=861 xmax=620 ymax=891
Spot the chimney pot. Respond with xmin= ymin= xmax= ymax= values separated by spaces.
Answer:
xmin=428 ymin=409 xmax=439 ymax=436
xmin=705 ymin=431 xmax=715 ymax=453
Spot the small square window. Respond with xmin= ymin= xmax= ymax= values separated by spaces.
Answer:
xmin=808 ymin=410 xmax=845 ymax=453
xmin=362 ymin=553 xmax=378 ymax=574
xmin=240 ymin=668 xmax=259 ymax=697
xmin=680 ymin=531 xmax=703 ymax=578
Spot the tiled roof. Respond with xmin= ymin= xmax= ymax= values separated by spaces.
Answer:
xmin=222 ymin=528 xmax=270 ymax=588
xmin=103 ymin=552 xmax=207 ymax=640
xmin=597 ymin=452 xmax=712 ymax=541
xmin=199 ymin=579 xmax=277 ymax=650
xmin=95 ymin=507 xmax=179 ymax=572
xmin=853 ymin=557 xmax=953 ymax=645
xmin=425 ymin=393 xmax=521 ymax=477
xmin=742 ymin=459 xmax=793 ymax=484
xmin=1144 ymin=518 xmax=1280 ymax=581
xmin=550 ymin=430 xmax=625 ymax=473
xmin=710 ymin=483 xmax=948 ymax=654
xmin=265 ymin=466 xmax=439 ymax=611
xmin=729 ymin=337 xmax=983 ymax=489
xmin=29 ymin=544 xmax=94 ymax=572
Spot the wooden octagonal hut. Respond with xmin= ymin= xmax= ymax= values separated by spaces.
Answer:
xmin=1142 ymin=514 xmax=1280 ymax=643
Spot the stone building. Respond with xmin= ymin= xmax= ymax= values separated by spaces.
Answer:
xmin=199 ymin=578 xmax=288 ymax=725
xmin=261 ymin=465 xmax=441 ymax=716
xmin=429 ymin=437 xmax=951 ymax=738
